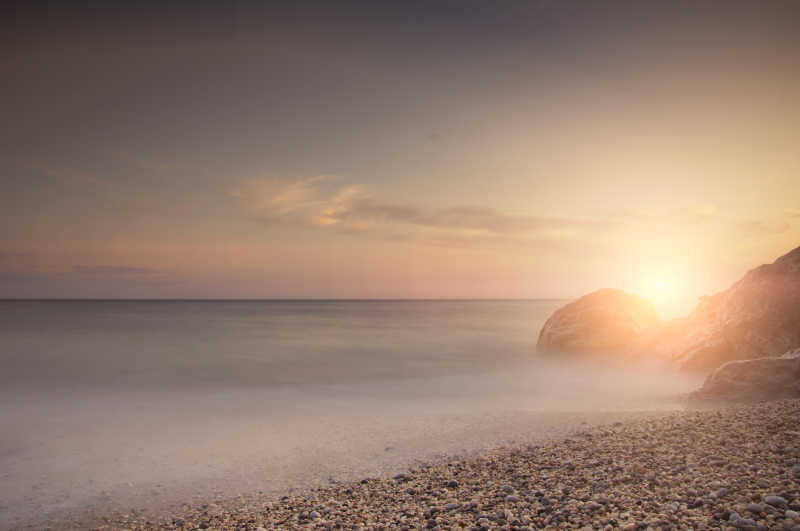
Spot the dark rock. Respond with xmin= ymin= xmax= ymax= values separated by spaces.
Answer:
xmin=536 ymin=289 xmax=658 ymax=355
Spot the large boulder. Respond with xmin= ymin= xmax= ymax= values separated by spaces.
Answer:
xmin=639 ymin=245 xmax=800 ymax=370
xmin=537 ymin=288 xmax=659 ymax=355
xmin=688 ymin=349 xmax=800 ymax=404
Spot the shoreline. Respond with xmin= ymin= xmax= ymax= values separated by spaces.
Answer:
xmin=7 ymin=410 xmax=673 ymax=530
xmin=22 ymin=400 xmax=800 ymax=530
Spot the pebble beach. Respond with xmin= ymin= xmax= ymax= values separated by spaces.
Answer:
xmin=81 ymin=399 xmax=800 ymax=531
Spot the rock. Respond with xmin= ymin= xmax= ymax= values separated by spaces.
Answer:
xmin=537 ymin=289 xmax=658 ymax=355
xmin=584 ymin=501 xmax=602 ymax=511
xmin=665 ymin=502 xmax=680 ymax=513
xmin=765 ymin=495 xmax=789 ymax=507
xmin=637 ymin=245 xmax=800 ymax=370
xmin=446 ymin=480 xmax=458 ymax=488
xmin=444 ymin=503 xmax=459 ymax=511
xmin=689 ymin=351 xmax=800 ymax=403
xmin=787 ymin=510 xmax=799 ymax=519
xmin=745 ymin=503 xmax=764 ymax=513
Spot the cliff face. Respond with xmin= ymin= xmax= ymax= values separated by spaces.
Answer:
xmin=640 ymin=245 xmax=800 ymax=370
xmin=536 ymin=288 xmax=659 ymax=355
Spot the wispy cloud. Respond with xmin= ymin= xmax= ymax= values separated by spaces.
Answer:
xmin=232 ymin=177 xmax=601 ymax=240
xmin=234 ymin=178 xmax=785 ymax=257
xmin=785 ymin=208 xmax=800 ymax=218
xmin=0 ymin=264 xmax=175 ymax=293
xmin=232 ymin=176 xmax=335 ymax=222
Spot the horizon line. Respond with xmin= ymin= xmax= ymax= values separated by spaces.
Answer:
xmin=0 ymin=297 xmax=572 ymax=302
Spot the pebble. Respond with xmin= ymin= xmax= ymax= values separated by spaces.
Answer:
xmin=766 ymin=495 xmax=789 ymax=507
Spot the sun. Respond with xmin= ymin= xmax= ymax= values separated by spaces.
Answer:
xmin=642 ymin=273 xmax=675 ymax=305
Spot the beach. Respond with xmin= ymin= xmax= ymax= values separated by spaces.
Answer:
xmin=77 ymin=399 xmax=800 ymax=531
xmin=6 ymin=0 xmax=800 ymax=527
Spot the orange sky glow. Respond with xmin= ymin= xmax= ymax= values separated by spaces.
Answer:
xmin=2 ymin=2 xmax=799 ymax=316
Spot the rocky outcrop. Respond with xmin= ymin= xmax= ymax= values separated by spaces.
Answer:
xmin=536 ymin=289 xmax=659 ymax=355
xmin=640 ymin=245 xmax=800 ymax=370
xmin=689 ymin=349 xmax=800 ymax=404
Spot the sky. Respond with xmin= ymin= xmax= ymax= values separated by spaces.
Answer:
xmin=2 ymin=1 xmax=800 ymax=312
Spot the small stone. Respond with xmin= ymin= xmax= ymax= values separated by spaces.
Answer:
xmin=505 ymin=495 xmax=520 ymax=503
xmin=502 ymin=485 xmax=514 ymax=493
xmin=745 ymin=503 xmax=764 ymax=513
xmin=585 ymin=501 xmax=602 ymax=512
xmin=786 ymin=510 xmax=799 ymax=519
xmin=732 ymin=518 xmax=756 ymax=528
xmin=309 ymin=511 xmax=319 ymax=519
xmin=446 ymin=480 xmax=459 ymax=488
xmin=765 ymin=495 xmax=789 ymax=507
xmin=444 ymin=503 xmax=459 ymax=511
xmin=665 ymin=502 xmax=680 ymax=513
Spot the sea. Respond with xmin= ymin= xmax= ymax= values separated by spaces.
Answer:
xmin=0 ymin=300 xmax=702 ymax=528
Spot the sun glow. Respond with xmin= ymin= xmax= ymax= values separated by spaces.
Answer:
xmin=640 ymin=272 xmax=680 ymax=316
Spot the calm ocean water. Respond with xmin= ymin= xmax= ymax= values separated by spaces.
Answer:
xmin=0 ymin=299 xmax=562 ymax=391
xmin=0 ymin=300 xmax=702 ymax=528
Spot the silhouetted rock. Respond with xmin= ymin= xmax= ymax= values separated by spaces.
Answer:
xmin=641 ymin=245 xmax=800 ymax=370
xmin=689 ymin=349 xmax=800 ymax=404
xmin=536 ymin=289 xmax=658 ymax=355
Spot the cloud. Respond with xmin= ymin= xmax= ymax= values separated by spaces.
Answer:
xmin=0 ymin=264 xmax=175 ymax=297
xmin=69 ymin=265 xmax=162 ymax=276
xmin=232 ymin=176 xmax=334 ymax=222
xmin=233 ymin=177 xmax=600 ymax=240
xmin=785 ymin=208 xmax=800 ymax=218
xmin=0 ymin=251 xmax=38 ymax=272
